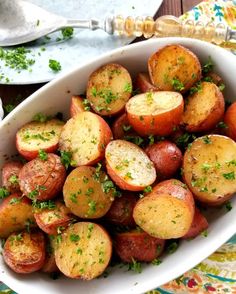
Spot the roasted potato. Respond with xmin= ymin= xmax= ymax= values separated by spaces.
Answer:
xmin=114 ymin=230 xmax=165 ymax=262
xmin=63 ymin=166 xmax=114 ymax=218
xmin=105 ymin=140 xmax=156 ymax=191
xmin=182 ymin=82 xmax=225 ymax=132
xmin=182 ymin=208 xmax=208 ymax=239
xmin=203 ymin=72 xmax=224 ymax=87
xmin=224 ymin=102 xmax=236 ymax=141
xmin=0 ymin=194 xmax=34 ymax=238
xmin=1 ymin=161 xmax=23 ymax=193
xmin=16 ymin=119 xmax=64 ymax=161
xmin=59 ymin=112 xmax=113 ymax=167
xmin=54 ymin=222 xmax=112 ymax=280
xmin=112 ymin=113 xmax=136 ymax=140
xmin=145 ymin=140 xmax=183 ymax=180
xmin=87 ymin=63 xmax=132 ymax=116
xmin=34 ymin=201 xmax=73 ymax=235
xmin=183 ymin=134 xmax=236 ymax=205
xmin=19 ymin=153 xmax=66 ymax=201
xmin=126 ymin=91 xmax=184 ymax=136
xmin=135 ymin=72 xmax=159 ymax=93
xmin=148 ymin=44 xmax=201 ymax=92
xmin=41 ymin=237 xmax=58 ymax=273
xmin=133 ymin=179 xmax=195 ymax=239
xmin=3 ymin=231 xmax=46 ymax=274
xmin=105 ymin=192 xmax=137 ymax=226
xmin=70 ymin=95 xmax=87 ymax=117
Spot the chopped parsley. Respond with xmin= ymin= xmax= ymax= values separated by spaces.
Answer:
xmin=122 ymin=124 xmax=132 ymax=132
xmin=33 ymin=200 xmax=56 ymax=210
xmin=33 ymin=112 xmax=51 ymax=123
xmin=201 ymin=230 xmax=208 ymax=237
xmin=49 ymin=59 xmax=61 ymax=72
xmin=216 ymin=121 xmax=228 ymax=129
xmin=225 ymin=201 xmax=232 ymax=212
xmin=167 ymin=241 xmax=179 ymax=254
xmin=202 ymin=57 xmax=214 ymax=74
xmin=171 ymin=78 xmax=184 ymax=92
xmin=124 ymin=82 xmax=132 ymax=93
xmin=82 ymin=99 xmax=91 ymax=111
xmin=222 ymin=171 xmax=235 ymax=180
xmin=87 ymin=223 xmax=94 ymax=239
xmin=38 ymin=149 xmax=48 ymax=161
xmin=143 ymin=186 xmax=152 ymax=193
xmin=9 ymin=233 xmax=23 ymax=244
xmin=9 ymin=175 xmax=19 ymax=184
xmin=10 ymin=197 xmax=21 ymax=204
xmin=148 ymin=134 xmax=155 ymax=145
xmin=189 ymin=82 xmax=202 ymax=95
xmin=0 ymin=187 xmax=10 ymax=199
xmin=4 ymin=104 xmax=15 ymax=114
xmin=128 ymin=258 xmax=142 ymax=273
xmin=152 ymin=258 xmax=162 ymax=266
xmin=124 ymin=135 xmax=144 ymax=146
xmin=88 ymin=200 xmax=97 ymax=215
xmin=70 ymin=234 xmax=80 ymax=242
xmin=60 ymin=150 xmax=73 ymax=169
xmin=202 ymin=136 xmax=212 ymax=144
xmin=218 ymin=84 xmax=225 ymax=91
xmin=61 ymin=27 xmax=74 ymax=39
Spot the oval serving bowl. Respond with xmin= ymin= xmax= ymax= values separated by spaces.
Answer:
xmin=0 ymin=38 xmax=236 ymax=294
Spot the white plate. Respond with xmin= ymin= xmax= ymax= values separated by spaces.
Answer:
xmin=0 ymin=0 xmax=163 ymax=85
xmin=0 ymin=38 xmax=236 ymax=294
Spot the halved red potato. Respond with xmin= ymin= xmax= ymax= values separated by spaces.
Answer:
xmin=70 ymin=95 xmax=88 ymax=117
xmin=135 ymin=72 xmax=159 ymax=93
xmin=0 ymin=194 xmax=34 ymax=238
xmin=19 ymin=153 xmax=66 ymax=201
xmin=3 ymin=231 xmax=45 ymax=274
xmin=63 ymin=166 xmax=114 ymax=218
xmin=87 ymin=63 xmax=132 ymax=116
xmin=224 ymin=102 xmax=236 ymax=141
xmin=34 ymin=201 xmax=73 ymax=235
xmin=54 ymin=222 xmax=112 ymax=280
xmin=105 ymin=140 xmax=156 ymax=191
xmin=41 ymin=237 xmax=58 ymax=273
xmin=16 ymin=119 xmax=64 ymax=161
xmin=112 ymin=113 xmax=136 ymax=140
xmin=148 ymin=44 xmax=201 ymax=92
xmin=182 ymin=208 xmax=208 ymax=239
xmin=182 ymin=82 xmax=225 ymax=132
xmin=183 ymin=134 xmax=236 ymax=206
xmin=126 ymin=91 xmax=184 ymax=136
xmin=105 ymin=192 xmax=137 ymax=226
xmin=145 ymin=140 xmax=183 ymax=180
xmin=59 ymin=112 xmax=112 ymax=167
xmin=2 ymin=161 xmax=23 ymax=193
xmin=114 ymin=230 xmax=165 ymax=262
xmin=133 ymin=179 xmax=195 ymax=239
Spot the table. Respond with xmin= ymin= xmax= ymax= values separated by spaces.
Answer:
xmin=0 ymin=0 xmax=201 ymax=107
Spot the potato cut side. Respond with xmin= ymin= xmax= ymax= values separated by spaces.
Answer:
xmin=16 ymin=119 xmax=64 ymax=160
xmin=148 ymin=44 xmax=201 ymax=92
xmin=183 ymin=134 xmax=236 ymax=205
xmin=3 ymin=231 xmax=45 ymax=274
xmin=59 ymin=112 xmax=112 ymax=166
xmin=0 ymin=194 xmax=34 ymax=238
xmin=133 ymin=193 xmax=194 ymax=239
xmin=63 ymin=166 xmax=114 ymax=218
xmin=105 ymin=140 xmax=156 ymax=191
xmin=126 ymin=91 xmax=184 ymax=136
xmin=54 ymin=222 xmax=112 ymax=280
xmin=87 ymin=63 xmax=132 ymax=116
xmin=182 ymin=82 xmax=225 ymax=132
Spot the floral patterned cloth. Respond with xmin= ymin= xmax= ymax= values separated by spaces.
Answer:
xmin=0 ymin=1 xmax=236 ymax=294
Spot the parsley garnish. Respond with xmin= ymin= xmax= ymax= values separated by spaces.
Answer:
xmin=60 ymin=150 xmax=73 ymax=169
xmin=0 ymin=187 xmax=10 ymax=199
xmin=223 ymin=172 xmax=235 ymax=180
xmin=171 ymin=78 xmax=185 ymax=91
xmin=38 ymin=149 xmax=48 ymax=161
xmin=143 ymin=186 xmax=152 ymax=193
xmin=82 ymin=99 xmax=91 ymax=111
xmin=152 ymin=258 xmax=162 ymax=266
xmin=201 ymin=230 xmax=208 ymax=237
xmin=128 ymin=258 xmax=142 ymax=273
xmin=225 ymin=201 xmax=232 ymax=212
xmin=9 ymin=175 xmax=19 ymax=184
xmin=167 ymin=241 xmax=179 ymax=254
xmin=189 ymin=82 xmax=202 ymax=95
xmin=61 ymin=27 xmax=74 ymax=39
xmin=49 ymin=59 xmax=61 ymax=72
xmin=33 ymin=112 xmax=51 ymax=123
xmin=33 ymin=200 xmax=56 ymax=210
xmin=70 ymin=234 xmax=80 ymax=242
xmin=4 ymin=104 xmax=15 ymax=114
xmin=202 ymin=136 xmax=212 ymax=144
xmin=202 ymin=57 xmax=214 ymax=74
xmin=124 ymin=82 xmax=132 ymax=93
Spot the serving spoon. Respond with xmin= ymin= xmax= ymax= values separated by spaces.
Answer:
xmin=1 ymin=0 xmax=236 ymax=48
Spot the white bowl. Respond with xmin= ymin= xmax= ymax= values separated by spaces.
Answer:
xmin=0 ymin=38 xmax=236 ymax=294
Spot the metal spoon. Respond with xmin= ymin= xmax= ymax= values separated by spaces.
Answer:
xmin=0 ymin=0 xmax=113 ymax=46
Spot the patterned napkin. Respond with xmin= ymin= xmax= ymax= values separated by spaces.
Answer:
xmin=0 ymin=1 xmax=236 ymax=294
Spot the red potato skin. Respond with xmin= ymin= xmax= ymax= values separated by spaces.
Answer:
xmin=126 ymin=98 xmax=184 ymax=136
xmin=112 ymin=113 xmax=136 ymax=140
xmin=182 ymin=208 xmax=209 ymax=239
xmin=135 ymin=73 xmax=159 ymax=93
xmin=105 ymin=193 xmax=137 ymax=226
xmin=41 ymin=254 xmax=58 ymax=273
xmin=70 ymin=95 xmax=86 ymax=117
xmin=152 ymin=179 xmax=195 ymax=217
xmin=145 ymin=141 xmax=183 ymax=180
xmin=224 ymin=102 xmax=236 ymax=141
xmin=34 ymin=201 xmax=73 ymax=235
xmin=19 ymin=153 xmax=66 ymax=201
xmin=114 ymin=231 xmax=165 ymax=262
xmin=2 ymin=161 xmax=23 ymax=193
xmin=3 ymin=231 xmax=46 ymax=274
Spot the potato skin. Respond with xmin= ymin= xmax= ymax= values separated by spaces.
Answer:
xmin=3 ymin=231 xmax=46 ymax=274
xmin=112 ymin=113 xmax=136 ymax=140
xmin=183 ymin=135 xmax=236 ymax=206
xmin=224 ymin=102 xmax=236 ymax=141
xmin=41 ymin=237 xmax=58 ymax=273
xmin=105 ymin=192 xmax=137 ymax=226
xmin=19 ymin=153 xmax=66 ymax=201
xmin=182 ymin=82 xmax=225 ymax=133
xmin=0 ymin=194 xmax=34 ymax=238
xmin=2 ymin=161 xmax=23 ymax=193
xmin=145 ymin=141 xmax=182 ymax=180
xmin=87 ymin=63 xmax=132 ymax=116
xmin=135 ymin=72 xmax=159 ymax=93
xmin=182 ymin=208 xmax=208 ymax=239
xmin=16 ymin=119 xmax=64 ymax=161
xmin=148 ymin=44 xmax=201 ymax=92
xmin=70 ymin=95 xmax=87 ymax=117
xmin=114 ymin=230 xmax=165 ymax=262
xmin=34 ymin=201 xmax=73 ymax=235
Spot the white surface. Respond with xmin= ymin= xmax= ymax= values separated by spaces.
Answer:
xmin=0 ymin=38 xmax=236 ymax=294
xmin=0 ymin=0 xmax=163 ymax=85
